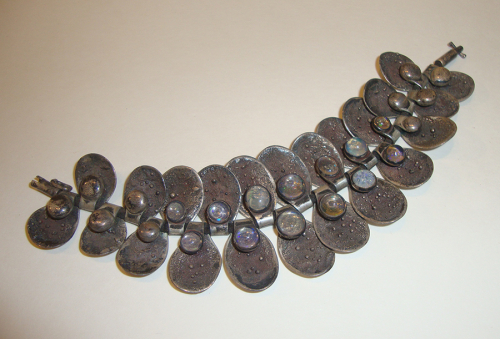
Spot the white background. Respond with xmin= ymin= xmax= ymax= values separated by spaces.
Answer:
xmin=1 ymin=1 xmax=499 ymax=338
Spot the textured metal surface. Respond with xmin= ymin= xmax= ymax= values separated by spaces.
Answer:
xmin=116 ymin=232 xmax=168 ymax=276
xmin=226 ymin=156 xmax=276 ymax=219
xmin=377 ymin=148 xmax=434 ymax=189
xmin=257 ymin=146 xmax=311 ymax=206
xmin=224 ymin=230 xmax=278 ymax=292
xmin=379 ymin=52 xmax=414 ymax=91
xmin=424 ymin=65 xmax=475 ymax=101
xmin=198 ymin=165 xmax=241 ymax=224
xmin=316 ymin=117 xmax=356 ymax=168
xmin=400 ymin=116 xmax=457 ymax=150
xmin=342 ymin=97 xmax=386 ymax=146
xmin=349 ymin=178 xmax=407 ymax=226
xmin=162 ymin=166 xmax=203 ymax=223
xmin=291 ymin=132 xmax=343 ymax=187
xmin=278 ymin=220 xmax=335 ymax=277
xmin=168 ymin=234 xmax=221 ymax=294
xmin=75 ymin=154 xmax=116 ymax=210
xmin=363 ymin=78 xmax=401 ymax=118
xmin=412 ymin=90 xmax=459 ymax=118
xmin=312 ymin=203 xmax=369 ymax=253
xmin=27 ymin=205 xmax=79 ymax=249
xmin=80 ymin=217 xmax=126 ymax=256
xmin=123 ymin=166 xmax=166 ymax=224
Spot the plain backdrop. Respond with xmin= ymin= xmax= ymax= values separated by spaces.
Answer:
xmin=1 ymin=1 xmax=499 ymax=338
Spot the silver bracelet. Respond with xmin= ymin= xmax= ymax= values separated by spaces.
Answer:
xmin=27 ymin=42 xmax=474 ymax=294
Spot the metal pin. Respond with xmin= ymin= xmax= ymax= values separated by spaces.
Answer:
xmin=434 ymin=42 xmax=466 ymax=67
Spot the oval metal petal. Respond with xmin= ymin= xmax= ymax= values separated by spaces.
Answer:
xmin=123 ymin=166 xmax=167 ymax=224
xmin=377 ymin=148 xmax=434 ymax=189
xmin=424 ymin=65 xmax=475 ymax=101
xmin=342 ymin=97 xmax=386 ymax=146
xmin=412 ymin=90 xmax=459 ymax=118
xmin=198 ymin=165 xmax=241 ymax=223
xmin=278 ymin=220 xmax=335 ymax=277
xmin=349 ymin=178 xmax=407 ymax=226
xmin=80 ymin=218 xmax=127 ymax=256
xmin=116 ymin=232 xmax=168 ymax=276
xmin=291 ymin=132 xmax=344 ymax=187
xmin=27 ymin=206 xmax=79 ymax=249
xmin=257 ymin=146 xmax=312 ymax=206
xmin=224 ymin=230 xmax=279 ymax=292
xmin=226 ymin=156 xmax=276 ymax=219
xmin=363 ymin=78 xmax=401 ymax=118
xmin=162 ymin=166 xmax=204 ymax=222
xmin=168 ymin=234 xmax=221 ymax=294
xmin=312 ymin=202 xmax=369 ymax=253
xmin=316 ymin=117 xmax=357 ymax=168
xmin=379 ymin=52 xmax=415 ymax=91
xmin=75 ymin=154 xmax=117 ymax=209
xmin=400 ymin=116 xmax=457 ymax=150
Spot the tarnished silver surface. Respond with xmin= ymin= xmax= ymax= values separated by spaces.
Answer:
xmin=377 ymin=148 xmax=434 ymax=189
xmin=291 ymin=132 xmax=343 ymax=187
xmin=123 ymin=166 xmax=166 ymax=224
xmin=27 ymin=204 xmax=79 ymax=249
xmin=400 ymin=116 xmax=457 ymax=150
xmin=379 ymin=52 xmax=415 ymax=91
xmin=75 ymin=154 xmax=116 ymax=210
xmin=80 ymin=215 xmax=126 ymax=256
xmin=317 ymin=117 xmax=356 ymax=168
xmin=349 ymin=178 xmax=407 ymax=226
xmin=226 ymin=156 xmax=276 ymax=219
xmin=363 ymin=78 xmax=401 ymax=118
xmin=257 ymin=146 xmax=312 ymax=206
xmin=198 ymin=165 xmax=241 ymax=235
xmin=162 ymin=166 xmax=203 ymax=234
xmin=116 ymin=231 xmax=168 ymax=276
xmin=224 ymin=230 xmax=278 ymax=292
xmin=424 ymin=64 xmax=475 ymax=101
xmin=342 ymin=97 xmax=386 ymax=146
xmin=312 ymin=203 xmax=369 ymax=253
xmin=277 ymin=221 xmax=335 ymax=277
xmin=168 ymin=234 xmax=221 ymax=294
xmin=411 ymin=90 xmax=459 ymax=118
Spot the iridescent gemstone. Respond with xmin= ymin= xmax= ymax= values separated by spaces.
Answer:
xmin=46 ymin=194 xmax=73 ymax=220
xmin=319 ymin=193 xmax=346 ymax=220
xmin=233 ymin=226 xmax=260 ymax=252
xmin=382 ymin=145 xmax=405 ymax=166
xmin=88 ymin=209 xmax=115 ymax=233
xmin=388 ymin=92 xmax=410 ymax=111
xmin=315 ymin=156 xmax=340 ymax=178
xmin=207 ymin=201 xmax=231 ymax=224
xmin=351 ymin=169 xmax=376 ymax=192
xmin=345 ymin=137 xmax=368 ymax=158
xmin=124 ymin=190 xmax=147 ymax=214
xmin=79 ymin=176 xmax=102 ymax=200
xmin=372 ymin=116 xmax=392 ymax=131
xmin=245 ymin=185 xmax=271 ymax=213
xmin=399 ymin=62 xmax=421 ymax=81
xmin=137 ymin=221 xmax=160 ymax=243
xmin=276 ymin=208 xmax=306 ymax=239
xmin=277 ymin=174 xmax=306 ymax=201
xmin=166 ymin=200 xmax=185 ymax=223
xmin=430 ymin=67 xmax=451 ymax=87
xmin=180 ymin=231 xmax=203 ymax=254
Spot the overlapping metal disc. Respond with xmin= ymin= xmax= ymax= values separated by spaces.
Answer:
xmin=424 ymin=65 xmax=475 ymax=101
xmin=75 ymin=154 xmax=116 ymax=210
xmin=278 ymin=221 xmax=335 ymax=277
xmin=224 ymin=230 xmax=279 ymax=292
xmin=316 ymin=117 xmax=356 ymax=168
xmin=27 ymin=205 xmax=79 ymax=249
xmin=80 ymin=211 xmax=127 ymax=256
xmin=349 ymin=178 xmax=407 ymax=226
xmin=377 ymin=148 xmax=434 ymax=189
xmin=412 ymin=90 xmax=459 ymax=118
xmin=291 ymin=132 xmax=343 ymax=187
xmin=379 ymin=52 xmax=415 ymax=91
xmin=168 ymin=234 xmax=222 ymax=293
xmin=400 ymin=116 xmax=457 ymax=150
xmin=342 ymin=97 xmax=386 ymax=146
xmin=363 ymin=79 xmax=401 ymax=118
